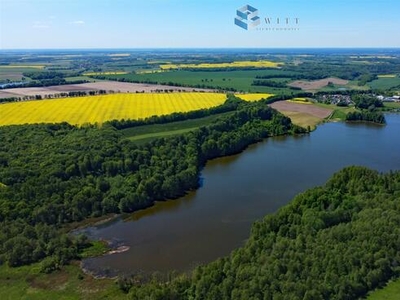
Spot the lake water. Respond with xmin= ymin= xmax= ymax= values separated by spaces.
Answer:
xmin=78 ymin=115 xmax=400 ymax=277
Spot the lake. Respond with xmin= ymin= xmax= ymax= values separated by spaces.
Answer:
xmin=78 ymin=114 xmax=400 ymax=277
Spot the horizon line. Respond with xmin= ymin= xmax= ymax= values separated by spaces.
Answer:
xmin=1 ymin=47 xmax=400 ymax=51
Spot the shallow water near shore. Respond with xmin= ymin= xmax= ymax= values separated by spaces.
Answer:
xmin=78 ymin=114 xmax=400 ymax=277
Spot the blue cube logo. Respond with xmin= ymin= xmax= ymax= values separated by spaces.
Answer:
xmin=235 ymin=4 xmax=260 ymax=30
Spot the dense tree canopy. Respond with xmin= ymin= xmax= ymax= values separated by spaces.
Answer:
xmin=346 ymin=111 xmax=386 ymax=124
xmin=352 ymin=95 xmax=383 ymax=110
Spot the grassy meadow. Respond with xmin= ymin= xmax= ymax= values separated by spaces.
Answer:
xmin=383 ymin=102 xmax=400 ymax=109
xmin=0 ymin=262 xmax=125 ymax=300
xmin=121 ymin=112 xmax=234 ymax=144
xmin=367 ymin=279 xmax=400 ymax=300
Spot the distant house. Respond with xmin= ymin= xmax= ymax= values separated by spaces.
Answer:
xmin=377 ymin=95 xmax=384 ymax=101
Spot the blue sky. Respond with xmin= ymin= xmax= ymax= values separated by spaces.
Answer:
xmin=1 ymin=0 xmax=399 ymax=49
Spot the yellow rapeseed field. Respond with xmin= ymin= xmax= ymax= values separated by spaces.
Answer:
xmin=377 ymin=74 xmax=397 ymax=78
xmin=160 ymin=60 xmax=281 ymax=70
xmin=0 ymin=93 xmax=228 ymax=126
xmin=235 ymin=93 xmax=274 ymax=102
xmin=135 ymin=70 xmax=167 ymax=74
xmin=0 ymin=65 xmax=45 ymax=69
xmin=83 ymin=71 xmax=129 ymax=76
xmin=287 ymin=97 xmax=311 ymax=104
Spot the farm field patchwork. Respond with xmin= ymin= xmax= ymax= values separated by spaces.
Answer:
xmin=160 ymin=60 xmax=282 ymax=70
xmin=0 ymin=65 xmax=46 ymax=82
xmin=0 ymin=93 xmax=228 ymax=126
xmin=83 ymin=71 xmax=129 ymax=76
xmin=98 ymin=69 xmax=298 ymax=93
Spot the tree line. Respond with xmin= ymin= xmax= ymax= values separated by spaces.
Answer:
xmin=251 ymin=79 xmax=301 ymax=90
xmin=346 ymin=111 xmax=386 ymax=124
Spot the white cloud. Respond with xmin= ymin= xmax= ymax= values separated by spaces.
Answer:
xmin=70 ymin=20 xmax=85 ymax=25
xmin=32 ymin=21 xmax=50 ymax=29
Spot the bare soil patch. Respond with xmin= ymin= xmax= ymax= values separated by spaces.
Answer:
xmin=0 ymin=91 xmax=18 ymax=99
xmin=270 ymin=101 xmax=333 ymax=119
xmin=288 ymin=77 xmax=349 ymax=91
xmin=0 ymin=81 xmax=213 ymax=98
xmin=28 ymin=269 xmax=70 ymax=290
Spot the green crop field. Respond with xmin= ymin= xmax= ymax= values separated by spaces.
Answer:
xmin=0 ymin=65 xmax=44 ymax=82
xmin=314 ymin=103 xmax=357 ymax=121
xmin=121 ymin=112 xmax=234 ymax=144
xmin=369 ymin=77 xmax=400 ymax=89
xmin=97 ymin=69 xmax=300 ymax=93
xmin=383 ymin=102 xmax=400 ymax=109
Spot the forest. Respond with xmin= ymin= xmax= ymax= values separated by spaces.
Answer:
xmin=0 ymin=97 xmax=305 ymax=271
xmin=345 ymin=111 xmax=386 ymax=124
xmin=345 ymin=95 xmax=386 ymax=124
xmin=124 ymin=166 xmax=400 ymax=300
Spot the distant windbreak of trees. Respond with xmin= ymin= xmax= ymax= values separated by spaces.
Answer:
xmin=93 ymin=75 xmax=238 ymax=92
xmin=17 ymin=71 xmax=88 ymax=87
xmin=0 ymin=97 xmax=306 ymax=271
xmin=283 ymin=60 xmax=400 ymax=81
xmin=123 ymin=167 xmax=400 ymax=300
xmin=251 ymin=79 xmax=301 ymax=90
